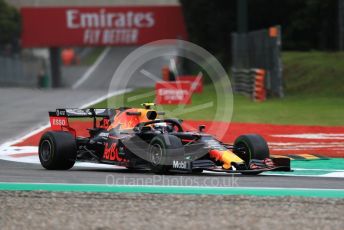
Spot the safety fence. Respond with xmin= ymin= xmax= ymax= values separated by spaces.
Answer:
xmin=231 ymin=26 xmax=283 ymax=99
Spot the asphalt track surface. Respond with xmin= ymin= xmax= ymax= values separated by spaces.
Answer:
xmin=1 ymin=160 xmax=343 ymax=190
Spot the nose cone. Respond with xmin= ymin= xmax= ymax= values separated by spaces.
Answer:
xmin=209 ymin=149 xmax=244 ymax=169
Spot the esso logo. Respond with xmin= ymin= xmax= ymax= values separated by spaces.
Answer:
xmin=53 ymin=119 xmax=66 ymax=126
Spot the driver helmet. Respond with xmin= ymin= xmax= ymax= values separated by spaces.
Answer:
xmin=153 ymin=122 xmax=171 ymax=133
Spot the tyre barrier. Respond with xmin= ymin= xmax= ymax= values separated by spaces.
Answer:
xmin=253 ymin=69 xmax=266 ymax=102
xmin=232 ymin=68 xmax=266 ymax=102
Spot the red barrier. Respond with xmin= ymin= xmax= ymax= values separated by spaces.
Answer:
xmin=253 ymin=69 xmax=266 ymax=102
xmin=161 ymin=66 xmax=170 ymax=81
xmin=176 ymin=75 xmax=203 ymax=93
xmin=61 ymin=48 xmax=75 ymax=65
xmin=155 ymin=81 xmax=192 ymax=104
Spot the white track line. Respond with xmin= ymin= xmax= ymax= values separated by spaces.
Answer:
xmin=72 ymin=47 xmax=111 ymax=89
xmin=272 ymin=133 xmax=344 ymax=140
xmin=292 ymin=168 xmax=344 ymax=172
xmin=321 ymin=172 xmax=344 ymax=177
xmin=264 ymin=173 xmax=344 ymax=178
xmin=140 ymin=69 xmax=161 ymax=82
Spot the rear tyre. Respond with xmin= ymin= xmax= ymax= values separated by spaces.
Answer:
xmin=148 ymin=134 xmax=184 ymax=174
xmin=234 ymin=134 xmax=270 ymax=175
xmin=38 ymin=131 xmax=77 ymax=170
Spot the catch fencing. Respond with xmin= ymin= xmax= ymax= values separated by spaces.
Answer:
xmin=231 ymin=26 xmax=283 ymax=98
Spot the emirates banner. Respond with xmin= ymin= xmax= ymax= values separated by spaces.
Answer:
xmin=21 ymin=6 xmax=188 ymax=47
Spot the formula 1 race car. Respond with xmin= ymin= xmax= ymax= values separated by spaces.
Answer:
xmin=38 ymin=103 xmax=290 ymax=175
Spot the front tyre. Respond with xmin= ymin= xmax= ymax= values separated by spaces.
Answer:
xmin=234 ymin=134 xmax=270 ymax=162
xmin=39 ymin=131 xmax=77 ymax=170
xmin=234 ymin=134 xmax=270 ymax=175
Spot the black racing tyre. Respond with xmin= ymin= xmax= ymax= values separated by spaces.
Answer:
xmin=234 ymin=134 xmax=270 ymax=166
xmin=148 ymin=134 xmax=184 ymax=174
xmin=38 ymin=131 xmax=77 ymax=170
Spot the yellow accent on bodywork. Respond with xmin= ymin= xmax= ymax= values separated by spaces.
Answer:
xmin=221 ymin=150 xmax=244 ymax=169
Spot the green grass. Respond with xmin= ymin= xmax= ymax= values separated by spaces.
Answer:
xmin=283 ymin=51 xmax=344 ymax=97
xmin=232 ymin=95 xmax=344 ymax=126
xmin=93 ymin=86 xmax=344 ymax=126
xmin=92 ymin=52 xmax=344 ymax=126
xmin=80 ymin=48 xmax=105 ymax=66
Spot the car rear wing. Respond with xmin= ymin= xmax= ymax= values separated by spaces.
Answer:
xmin=49 ymin=108 xmax=115 ymax=118
xmin=49 ymin=108 xmax=115 ymax=133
